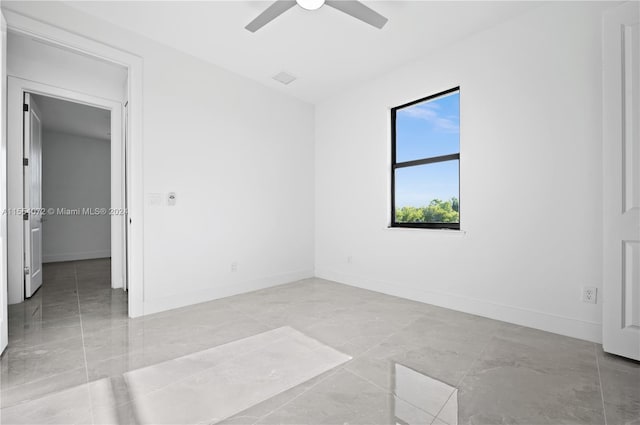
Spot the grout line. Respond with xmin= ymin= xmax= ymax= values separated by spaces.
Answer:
xmin=233 ymin=311 xmax=429 ymax=425
xmin=4 ymin=332 xmax=83 ymax=352
xmin=454 ymin=324 xmax=501 ymax=390
xmin=341 ymin=366 xmax=387 ymax=391
xmin=111 ymin=330 xmax=300 ymax=408
xmin=454 ymin=338 xmax=491 ymax=389
xmin=427 ymin=325 xmax=499 ymax=425
xmin=222 ymin=297 xmax=333 ymax=332
xmin=220 ymin=301 xmax=282 ymax=329
xmin=594 ymin=343 xmax=608 ymax=425
xmin=345 ymin=362 xmax=452 ymax=423
xmin=85 ymin=291 xmax=306 ymax=385
xmin=73 ymin=262 xmax=95 ymax=425
xmin=430 ymin=388 xmax=456 ymax=424
xmin=247 ymin=366 xmax=343 ymax=425
xmin=337 ymin=314 xmax=450 ymax=420
xmin=347 ymin=313 xmax=427 ymax=362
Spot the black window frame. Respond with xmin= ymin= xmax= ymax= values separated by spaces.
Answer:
xmin=390 ymin=86 xmax=461 ymax=230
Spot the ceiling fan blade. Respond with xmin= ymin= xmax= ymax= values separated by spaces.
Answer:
xmin=245 ymin=0 xmax=297 ymax=32
xmin=325 ymin=0 xmax=388 ymax=29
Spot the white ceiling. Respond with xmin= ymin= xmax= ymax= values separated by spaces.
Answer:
xmin=33 ymin=94 xmax=111 ymax=141
xmin=66 ymin=1 xmax=539 ymax=104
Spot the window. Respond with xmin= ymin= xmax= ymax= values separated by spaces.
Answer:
xmin=391 ymin=87 xmax=460 ymax=229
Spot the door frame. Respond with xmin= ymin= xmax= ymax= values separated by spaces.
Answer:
xmin=8 ymin=78 xmax=124 ymax=300
xmin=2 ymin=9 xmax=144 ymax=318
xmin=1 ymin=10 xmax=8 ymax=354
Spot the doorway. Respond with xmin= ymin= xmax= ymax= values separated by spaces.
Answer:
xmin=1 ymin=10 xmax=144 ymax=355
xmin=26 ymin=93 xmax=119 ymax=300
xmin=7 ymin=77 xmax=127 ymax=306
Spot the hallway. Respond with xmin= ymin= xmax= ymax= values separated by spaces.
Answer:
xmin=2 ymin=259 xmax=126 ymax=405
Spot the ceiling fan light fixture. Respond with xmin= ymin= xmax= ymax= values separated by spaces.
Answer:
xmin=245 ymin=0 xmax=388 ymax=32
xmin=296 ymin=0 xmax=325 ymax=11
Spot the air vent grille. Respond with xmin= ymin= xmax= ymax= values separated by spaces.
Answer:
xmin=273 ymin=72 xmax=297 ymax=85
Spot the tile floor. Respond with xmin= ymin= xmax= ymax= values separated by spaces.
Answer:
xmin=1 ymin=259 xmax=639 ymax=424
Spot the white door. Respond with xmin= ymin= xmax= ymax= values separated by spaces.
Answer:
xmin=23 ymin=93 xmax=43 ymax=298
xmin=603 ymin=1 xmax=640 ymax=361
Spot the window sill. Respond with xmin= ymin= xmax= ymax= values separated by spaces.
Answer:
xmin=385 ymin=226 xmax=467 ymax=236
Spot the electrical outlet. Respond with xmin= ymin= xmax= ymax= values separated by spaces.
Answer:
xmin=582 ymin=286 xmax=597 ymax=304
xmin=347 ymin=255 xmax=353 ymax=264
xmin=231 ymin=261 xmax=238 ymax=272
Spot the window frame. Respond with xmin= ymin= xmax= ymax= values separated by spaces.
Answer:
xmin=390 ymin=86 xmax=461 ymax=230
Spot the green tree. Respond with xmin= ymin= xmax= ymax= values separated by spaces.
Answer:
xmin=395 ymin=206 xmax=425 ymax=222
xmin=396 ymin=197 xmax=459 ymax=223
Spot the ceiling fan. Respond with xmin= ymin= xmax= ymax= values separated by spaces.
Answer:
xmin=245 ymin=0 xmax=388 ymax=32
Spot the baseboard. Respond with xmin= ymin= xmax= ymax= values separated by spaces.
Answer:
xmin=142 ymin=269 xmax=315 ymax=316
xmin=315 ymin=267 xmax=603 ymax=344
xmin=43 ymin=250 xmax=111 ymax=263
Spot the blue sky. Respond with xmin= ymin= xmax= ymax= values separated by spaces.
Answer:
xmin=395 ymin=92 xmax=459 ymax=208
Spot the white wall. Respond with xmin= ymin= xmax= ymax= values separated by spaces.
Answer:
xmin=42 ymin=130 xmax=111 ymax=263
xmin=3 ymin=1 xmax=315 ymax=314
xmin=7 ymin=32 xmax=127 ymax=102
xmin=4 ymin=1 xmax=608 ymax=342
xmin=315 ymin=2 xmax=607 ymax=343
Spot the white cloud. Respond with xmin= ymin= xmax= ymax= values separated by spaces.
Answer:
xmin=399 ymin=103 xmax=459 ymax=133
